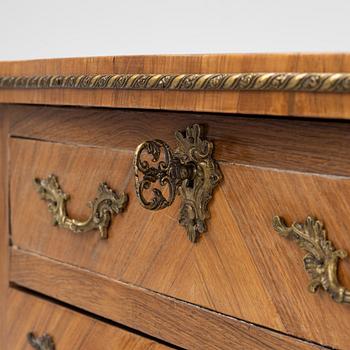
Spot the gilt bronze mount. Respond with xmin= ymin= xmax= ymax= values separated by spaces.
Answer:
xmin=134 ymin=124 xmax=222 ymax=242
xmin=34 ymin=174 xmax=128 ymax=239
xmin=273 ymin=216 xmax=350 ymax=304
xmin=27 ymin=332 xmax=55 ymax=350
xmin=1 ymin=72 xmax=350 ymax=93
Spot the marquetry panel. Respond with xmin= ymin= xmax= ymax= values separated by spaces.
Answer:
xmin=10 ymin=250 xmax=325 ymax=350
xmin=10 ymin=137 xmax=350 ymax=349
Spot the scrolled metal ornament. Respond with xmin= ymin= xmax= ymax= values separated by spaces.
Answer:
xmin=134 ymin=140 xmax=179 ymax=210
xmin=134 ymin=124 xmax=222 ymax=242
xmin=273 ymin=215 xmax=350 ymax=304
xmin=27 ymin=332 xmax=55 ymax=350
xmin=34 ymin=174 xmax=128 ymax=239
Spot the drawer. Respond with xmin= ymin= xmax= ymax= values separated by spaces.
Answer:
xmin=6 ymin=289 xmax=171 ymax=350
xmin=9 ymin=107 xmax=350 ymax=349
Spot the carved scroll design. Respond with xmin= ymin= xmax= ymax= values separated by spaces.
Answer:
xmin=134 ymin=124 xmax=222 ymax=242
xmin=0 ymin=72 xmax=350 ymax=93
xmin=34 ymin=174 xmax=128 ymax=239
xmin=273 ymin=216 xmax=350 ymax=304
xmin=27 ymin=332 xmax=55 ymax=350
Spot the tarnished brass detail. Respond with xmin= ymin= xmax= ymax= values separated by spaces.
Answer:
xmin=0 ymin=72 xmax=350 ymax=93
xmin=134 ymin=124 xmax=222 ymax=242
xmin=27 ymin=332 xmax=55 ymax=350
xmin=34 ymin=175 xmax=128 ymax=239
xmin=273 ymin=216 xmax=350 ymax=304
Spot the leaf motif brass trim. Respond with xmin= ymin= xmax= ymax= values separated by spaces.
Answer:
xmin=273 ymin=216 xmax=350 ymax=304
xmin=134 ymin=124 xmax=222 ymax=242
xmin=27 ymin=332 xmax=55 ymax=350
xmin=34 ymin=174 xmax=128 ymax=239
xmin=0 ymin=72 xmax=350 ymax=93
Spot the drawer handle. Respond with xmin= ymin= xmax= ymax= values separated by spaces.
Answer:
xmin=134 ymin=124 xmax=222 ymax=242
xmin=27 ymin=332 xmax=55 ymax=350
xmin=273 ymin=216 xmax=350 ymax=304
xmin=34 ymin=174 xmax=128 ymax=239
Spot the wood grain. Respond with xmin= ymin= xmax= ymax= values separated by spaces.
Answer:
xmin=10 ymin=249 xmax=325 ymax=350
xmin=10 ymin=137 xmax=350 ymax=349
xmin=6 ymin=288 xmax=172 ymax=350
xmin=0 ymin=107 xmax=9 ymax=350
xmin=9 ymin=105 xmax=350 ymax=177
xmin=1 ymin=54 xmax=350 ymax=118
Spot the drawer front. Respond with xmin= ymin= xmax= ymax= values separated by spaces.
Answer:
xmin=9 ymin=107 xmax=350 ymax=349
xmin=6 ymin=289 xmax=170 ymax=350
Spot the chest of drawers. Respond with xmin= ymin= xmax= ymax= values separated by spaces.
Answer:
xmin=1 ymin=54 xmax=350 ymax=349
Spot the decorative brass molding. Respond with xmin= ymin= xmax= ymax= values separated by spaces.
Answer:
xmin=134 ymin=124 xmax=222 ymax=242
xmin=0 ymin=72 xmax=350 ymax=93
xmin=27 ymin=332 xmax=55 ymax=350
xmin=34 ymin=174 xmax=128 ymax=239
xmin=273 ymin=216 xmax=350 ymax=304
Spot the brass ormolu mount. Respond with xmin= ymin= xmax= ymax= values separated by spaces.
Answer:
xmin=273 ymin=216 xmax=350 ymax=305
xmin=134 ymin=124 xmax=222 ymax=242
xmin=35 ymin=175 xmax=128 ymax=239
xmin=27 ymin=332 xmax=55 ymax=350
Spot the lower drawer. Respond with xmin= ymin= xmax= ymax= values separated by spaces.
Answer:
xmin=6 ymin=289 xmax=171 ymax=350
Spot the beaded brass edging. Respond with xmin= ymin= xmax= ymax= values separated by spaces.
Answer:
xmin=0 ymin=73 xmax=350 ymax=92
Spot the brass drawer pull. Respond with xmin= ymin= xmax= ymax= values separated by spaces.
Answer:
xmin=273 ymin=216 xmax=350 ymax=304
xmin=35 ymin=174 xmax=128 ymax=239
xmin=134 ymin=124 xmax=222 ymax=242
xmin=27 ymin=332 xmax=55 ymax=350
